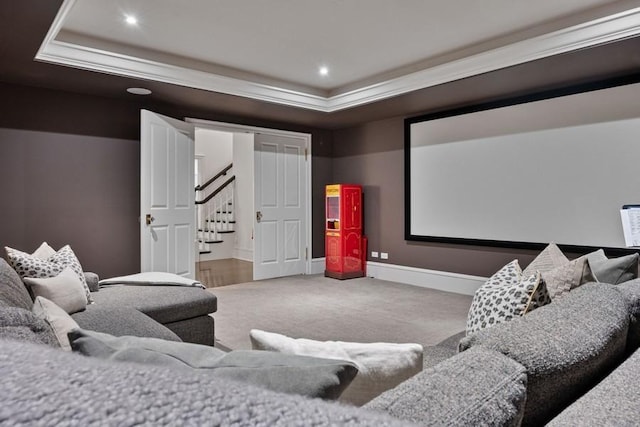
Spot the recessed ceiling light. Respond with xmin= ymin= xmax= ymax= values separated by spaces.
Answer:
xmin=319 ymin=66 xmax=329 ymax=76
xmin=126 ymin=87 xmax=152 ymax=95
xmin=125 ymin=15 xmax=138 ymax=25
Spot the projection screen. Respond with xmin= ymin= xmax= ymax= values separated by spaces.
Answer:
xmin=406 ymin=78 xmax=640 ymax=252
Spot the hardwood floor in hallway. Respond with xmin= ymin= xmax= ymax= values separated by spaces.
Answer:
xmin=197 ymin=258 xmax=253 ymax=288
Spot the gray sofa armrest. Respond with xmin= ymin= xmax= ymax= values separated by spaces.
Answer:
xmin=83 ymin=272 xmax=100 ymax=292
xmin=459 ymin=283 xmax=629 ymax=426
xmin=71 ymin=305 xmax=182 ymax=342
xmin=365 ymin=345 xmax=527 ymax=427
xmin=548 ymin=347 xmax=640 ymax=426
xmin=0 ymin=339 xmax=414 ymax=426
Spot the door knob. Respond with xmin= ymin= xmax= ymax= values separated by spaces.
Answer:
xmin=256 ymin=211 xmax=262 ymax=223
xmin=145 ymin=214 xmax=155 ymax=225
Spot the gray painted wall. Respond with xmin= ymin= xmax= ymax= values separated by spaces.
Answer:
xmin=0 ymin=82 xmax=333 ymax=277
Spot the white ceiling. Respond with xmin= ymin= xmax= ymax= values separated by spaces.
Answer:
xmin=37 ymin=0 xmax=640 ymax=112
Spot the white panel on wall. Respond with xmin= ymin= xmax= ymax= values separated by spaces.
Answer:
xmin=232 ymin=133 xmax=255 ymax=261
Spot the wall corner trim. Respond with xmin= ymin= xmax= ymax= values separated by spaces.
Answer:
xmin=310 ymin=257 xmax=326 ymax=275
xmin=366 ymin=261 xmax=486 ymax=296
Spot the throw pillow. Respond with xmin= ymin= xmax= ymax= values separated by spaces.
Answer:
xmin=466 ymin=260 xmax=550 ymax=335
xmin=522 ymin=242 xmax=568 ymax=277
xmin=249 ymin=329 xmax=424 ymax=406
xmin=542 ymin=257 xmax=595 ymax=300
xmin=31 ymin=242 xmax=57 ymax=260
xmin=6 ymin=244 xmax=92 ymax=304
xmin=24 ymin=267 xmax=87 ymax=314
xmin=69 ymin=329 xmax=358 ymax=400
xmin=32 ymin=296 xmax=79 ymax=351
xmin=585 ymin=250 xmax=639 ymax=285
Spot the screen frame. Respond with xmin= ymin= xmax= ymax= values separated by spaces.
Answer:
xmin=404 ymin=73 xmax=640 ymax=256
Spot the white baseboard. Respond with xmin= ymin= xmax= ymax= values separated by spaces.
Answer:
xmin=310 ymin=257 xmax=325 ymax=275
xmin=366 ymin=261 xmax=486 ymax=296
xmin=233 ymin=247 xmax=253 ymax=262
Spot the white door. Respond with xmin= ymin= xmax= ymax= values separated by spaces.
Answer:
xmin=254 ymin=133 xmax=308 ymax=280
xmin=140 ymin=110 xmax=196 ymax=278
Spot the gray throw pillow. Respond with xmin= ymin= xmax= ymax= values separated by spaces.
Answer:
xmin=585 ymin=250 xmax=639 ymax=284
xmin=69 ymin=329 xmax=358 ymax=400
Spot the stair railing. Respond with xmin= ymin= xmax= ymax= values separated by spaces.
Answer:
xmin=196 ymin=165 xmax=236 ymax=253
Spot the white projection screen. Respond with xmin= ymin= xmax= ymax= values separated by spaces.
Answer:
xmin=406 ymin=79 xmax=640 ymax=252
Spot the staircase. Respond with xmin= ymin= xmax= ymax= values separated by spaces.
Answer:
xmin=196 ymin=163 xmax=236 ymax=256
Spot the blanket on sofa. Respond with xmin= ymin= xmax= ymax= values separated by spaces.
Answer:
xmin=99 ymin=272 xmax=204 ymax=288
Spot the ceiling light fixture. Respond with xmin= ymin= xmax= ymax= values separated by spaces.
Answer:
xmin=319 ymin=66 xmax=329 ymax=77
xmin=125 ymin=15 xmax=138 ymax=25
xmin=126 ymin=87 xmax=152 ymax=95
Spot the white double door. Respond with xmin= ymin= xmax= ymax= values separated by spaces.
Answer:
xmin=253 ymin=133 xmax=308 ymax=280
xmin=140 ymin=111 xmax=309 ymax=281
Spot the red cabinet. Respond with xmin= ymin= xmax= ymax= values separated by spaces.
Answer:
xmin=325 ymin=184 xmax=366 ymax=279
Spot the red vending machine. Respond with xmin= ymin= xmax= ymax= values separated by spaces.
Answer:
xmin=325 ymin=184 xmax=366 ymax=279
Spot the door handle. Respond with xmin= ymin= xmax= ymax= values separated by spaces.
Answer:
xmin=145 ymin=214 xmax=155 ymax=225
xmin=256 ymin=211 xmax=262 ymax=223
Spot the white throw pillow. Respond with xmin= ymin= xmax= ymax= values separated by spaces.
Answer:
xmin=31 ymin=242 xmax=57 ymax=260
xmin=32 ymin=296 xmax=80 ymax=351
xmin=249 ymin=329 xmax=423 ymax=406
xmin=24 ymin=267 xmax=87 ymax=314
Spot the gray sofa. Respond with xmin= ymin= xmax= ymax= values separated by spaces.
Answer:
xmin=2 ymin=254 xmax=640 ymax=426
xmin=0 ymin=257 xmax=217 ymax=345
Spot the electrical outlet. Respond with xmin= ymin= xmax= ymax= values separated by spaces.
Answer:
xmin=381 ymin=252 xmax=389 ymax=260
xmin=371 ymin=251 xmax=379 ymax=258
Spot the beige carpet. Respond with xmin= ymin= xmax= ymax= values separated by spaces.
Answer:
xmin=208 ymin=274 xmax=472 ymax=350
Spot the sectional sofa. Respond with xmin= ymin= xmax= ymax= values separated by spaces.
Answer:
xmin=2 ymin=256 xmax=640 ymax=425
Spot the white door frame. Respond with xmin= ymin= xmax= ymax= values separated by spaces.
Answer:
xmin=186 ymin=117 xmax=313 ymax=275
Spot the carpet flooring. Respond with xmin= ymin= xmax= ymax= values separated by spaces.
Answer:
xmin=208 ymin=274 xmax=472 ymax=351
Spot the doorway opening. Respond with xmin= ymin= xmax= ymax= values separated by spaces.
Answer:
xmin=190 ymin=120 xmax=312 ymax=288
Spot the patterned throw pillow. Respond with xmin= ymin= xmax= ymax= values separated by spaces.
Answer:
xmin=522 ymin=243 xmax=568 ymax=277
xmin=543 ymin=257 xmax=595 ymax=300
xmin=5 ymin=245 xmax=93 ymax=304
xmin=466 ymin=260 xmax=550 ymax=335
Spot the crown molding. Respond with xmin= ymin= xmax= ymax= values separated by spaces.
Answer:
xmin=36 ymin=3 xmax=640 ymax=112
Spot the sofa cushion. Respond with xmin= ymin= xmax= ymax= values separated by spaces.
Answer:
xmin=90 ymin=284 xmax=217 ymax=324
xmin=249 ymin=329 xmax=423 ymax=406
xmin=0 ymin=258 xmax=33 ymax=310
xmin=71 ymin=305 xmax=182 ymax=342
xmin=466 ymin=260 xmax=550 ymax=334
xmin=459 ymin=283 xmax=629 ymax=426
xmin=69 ymin=329 xmax=358 ymax=400
xmin=24 ymin=267 xmax=87 ymax=314
xmin=585 ymin=249 xmax=639 ymax=284
xmin=365 ymin=345 xmax=527 ymax=427
xmin=0 ymin=305 xmax=59 ymax=348
xmin=0 ymin=339 xmax=413 ymax=427
xmin=547 ymin=347 xmax=640 ymax=427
